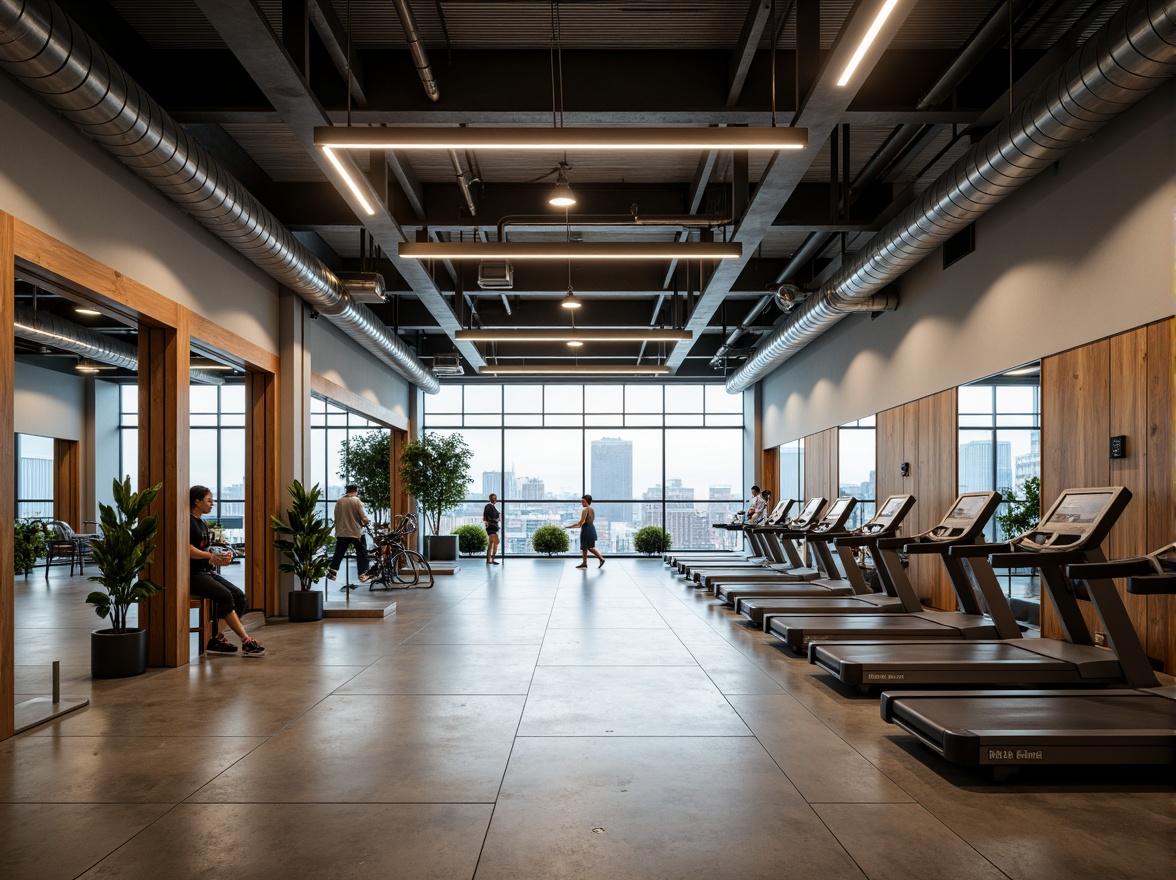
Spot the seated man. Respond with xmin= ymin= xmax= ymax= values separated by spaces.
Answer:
xmin=745 ymin=485 xmax=767 ymax=524
xmin=189 ymin=485 xmax=265 ymax=655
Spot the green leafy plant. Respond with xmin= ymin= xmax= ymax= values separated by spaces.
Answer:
xmin=339 ymin=430 xmax=391 ymax=524
xmin=532 ymin=525 xmax=570 ymax=556
xmin=454 ymin=524 xmax=489 ymax=555
xmin=996 ymin=475 xmax=1041 ymax=540
xmin=270 ymin=480 xmax=333 ymax=590
xmin=633 ymin=525 xmax=672 ymax=555
xmin=14 ymin=519 xmax=48 ymax=576
xmin=86 ymin=477 xmax=163 ymax=632
xmin=399 ymin=432 xmax=473 ymax=536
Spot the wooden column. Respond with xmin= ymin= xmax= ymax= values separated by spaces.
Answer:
xmin=390 ymin=427 xmax=413 ymax=549
xmin=246 ymin=370 xmax=281 ymax=616
xmin=139 ymin=320 xmax=190 ymax=667
xmin=54 ymin=439 xmax=81 ymax=530
xmin=760 ymin=446 xmax=779 ymax=506
xmin=0 ymin=211 xmax=16 ymax=739
xmin=1145 ymin=319 xmax=1174 ymax=672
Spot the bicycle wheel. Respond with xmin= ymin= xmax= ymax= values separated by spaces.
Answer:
xmin=393 ymin=549 xmax=432 ymax=587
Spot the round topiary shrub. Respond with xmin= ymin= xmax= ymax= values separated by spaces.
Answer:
xmin=633 ymin=525 xmax=672 ymax=555
xmin=531 ymin=524 xmax=570 ymax=556
xmin=454 ymin=524 xmax=489 ymax=555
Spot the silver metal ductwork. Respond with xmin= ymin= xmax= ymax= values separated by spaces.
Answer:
xmin=726 ymin=0 xmax=1176 ymax=393
xmin=0 ymin=0 xmax=440 ymax=393
xmin=14 ymin=307 xmax=226 ymax=384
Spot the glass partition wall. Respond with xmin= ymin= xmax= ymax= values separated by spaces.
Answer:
xmin=423 ymin=384 xmax=745 ymax=554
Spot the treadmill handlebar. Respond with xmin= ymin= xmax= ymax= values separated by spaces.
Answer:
xmin=989 ymin=549 xmax=1088 ymax=569
xmin=835 ymin=534 xmax=881 ymax=548
xmin=1066 ymin=556 xmax=1154 ymax=580
xmin=1127 ymin=574 xmax=1176 ymax=595
xmin=948 ymin=542 xmax=1013 ymax=558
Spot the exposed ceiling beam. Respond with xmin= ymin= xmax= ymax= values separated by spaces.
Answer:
xmin=727 ymin=0 xmax=774 ymax=107
xmin=308 ymin=0 xmax=367 ymax=106
xmin=666 ymin=0 xmax=915 ymax=370
xmin=193 ymin=0 xmax=484 ymax=369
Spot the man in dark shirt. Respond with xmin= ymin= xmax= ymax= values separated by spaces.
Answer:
xmin=483 ymin=493 xmax=500 ymax=565
xmin=189 ymin=485 xmax=265 ymax=655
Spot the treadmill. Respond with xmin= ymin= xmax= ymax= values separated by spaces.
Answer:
xmin=810 ymin=486 xmax=1137 ymax=690
xmin=764 ymin=492 xmax=1003 ymax=654
xmin=732 ymin=495 xmax=917 ymax=624
xmin=672 ymin=499 xmax=796 ymax=571
xmin=679 ymin=497 xmax=818 ymax=581
xmin=880 ymin=546 xmax=1176 ymax=776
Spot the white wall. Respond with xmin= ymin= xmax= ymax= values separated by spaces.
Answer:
xmin=761 ymin=82 xmax=1175 ymax=447
xmin=14 ymin=362 xmax=85 ymax=440
xmin=0 ymin=75 xmax=280 ymax=355
xmin=307 ymin=317 xmax=411 ymax=425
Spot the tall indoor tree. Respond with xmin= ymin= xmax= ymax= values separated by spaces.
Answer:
xmin=338 ymin=430 xmax=392 ymax=524
xmin=398 ymin=432 xmax=473 ymax=536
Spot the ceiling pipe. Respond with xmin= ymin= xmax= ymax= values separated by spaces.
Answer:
xmin=497 ymin=214 xmax=731 ymax=241
xmin=449 ymin=149 xmax=478 ymax=217
xmin=392 ymin=0 xmax=440 ymax=101
xmin=0 ymin=0 xmax=439 ymax=393
xmin=726 ymin=0 xmax=1176 ymax=394
xmin=14 ymin=307 xmax=226 ymax=384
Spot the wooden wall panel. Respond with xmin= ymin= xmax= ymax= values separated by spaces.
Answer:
xmin=247 ymin=371 xmax=281 ymax=616
xmin=803 ymin=427 xmax=838 ymax=503
xmin=1145 ymin=319 xmax=1174 ymax=672
xmin=875 ymin=406 xmax=905 ymax=507
xmin=761 ymin=447 xmax=779 ymax=507
xmin=1107 ymin=329 xmax=1150 ymax=638
xmin=1 ymin=211 xmax=16 ymax=739
xmin=53 ymin=439 xmax=81 ymax=530
xmin=139 ymin=322 xmax=191 ymax=668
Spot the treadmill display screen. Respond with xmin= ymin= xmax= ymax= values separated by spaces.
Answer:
xmin=795 ymin=498 xmax=823 ymax=521
xmin=824 ymin=497 xmax=852 ymax=519
xmin=1045 ymin=492 xmax=1113 ymax=527
xmin=944 ymin=494 xmax=989 ymax=523
xmin=878 ymin=497 xmax=905 ymax=517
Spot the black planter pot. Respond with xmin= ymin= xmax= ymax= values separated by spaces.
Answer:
xmin=425 ymin=535 xmax=458 ymax=562
xmin=91 ymin=628 xmax=148 ymax=678
xmin=288 ymin=589 xmax=324 ymax=622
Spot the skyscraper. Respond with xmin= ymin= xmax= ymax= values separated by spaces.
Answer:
xmin=590 ymin=436 xmax=633 ymax=528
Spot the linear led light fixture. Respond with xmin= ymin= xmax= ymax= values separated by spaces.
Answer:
xmin=401 ymin=242 xmax=741 ymax=261
xmin=479 ymin=364 xmax=671 ymax=376
xmin=457 ymin=329 xmax=692 ymax=343
xmin=838 ymin=0 xmax=902 ymax=86
xmin=322 ymin=146 xmax=375 ymax=216
xmin=315 ymin=126 xmax=807 ymax=152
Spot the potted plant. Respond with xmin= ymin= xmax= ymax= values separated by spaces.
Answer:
xmin=270 ymin=480 xmax=333 ymax=622
xmin=86 ymin=477 xmax=163 ymax=678
xmin=532 ymin=525 xmax=570 ymax=556
xmin=399 ymin=432 xmax=473 ymax=561
xmin=454 ymin=524 xmax=489 ymax=556
xmin=339 ymin=430 xmax=392 ymax=525
xmin=14 ymin=519 xmax=47 ymax=577
xmin=634 ymin=525 xmax=672 ymax=556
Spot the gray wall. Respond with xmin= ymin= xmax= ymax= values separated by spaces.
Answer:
xmin=761 ymin=82 xmax=1175 ymax=447
xmin=14 ymin=362 xmax=85 ymax=440
xmin=308 ymin=317 xmax=411 ymax=425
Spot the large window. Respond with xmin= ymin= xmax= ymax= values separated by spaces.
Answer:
xmin=120 ymin=383 xmax=247 ymax=542
xmin=423 ymin=384 xmax=745 ymax=553
xmin=309 ymin=396 xmax=388 ymax=524
xmin=838 ymin=416 xmax=876 ymax=529
xmin=779 ymin=438 xmax=804 ymax=510
xmin=15 ymin=433 xmax=54 ymax=520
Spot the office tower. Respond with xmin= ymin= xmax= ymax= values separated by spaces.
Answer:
xmin=590 ymin=436 xmax=633 ymax=527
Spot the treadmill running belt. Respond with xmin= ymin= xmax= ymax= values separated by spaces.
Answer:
xmin=815 ymin=643 xmax=1071 ymax=665
xmin=894 ymin=694 xmax=1172 ymax=733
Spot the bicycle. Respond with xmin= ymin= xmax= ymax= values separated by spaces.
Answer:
xmin=364 ymin=514 xmax=433 ymax=589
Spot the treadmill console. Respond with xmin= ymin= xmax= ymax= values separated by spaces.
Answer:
xmin=763 ymin=498 xmax=796 ymax=526
xmin=782 ymin=497 xmax=827 ymax=530
xmin=1014 ymin=486 xmax=1131 ymax=551
xmin=917 ymin=492 xmax=1001 ymax=543
xmin=855 ymin=494 xmax=916 ymax=535
xmin=809 ymin=496 xmax=857 ymax=533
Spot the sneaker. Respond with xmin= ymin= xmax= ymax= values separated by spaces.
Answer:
xmin=242 ymin=638 xmax=266 ymax=656
xmin=206 ymin=636 xmax=237 ymax=654
xmin=327 ymin=570 xmax=337 ymax=581
xmin=358 ymin=573 xmax=371 ymax=583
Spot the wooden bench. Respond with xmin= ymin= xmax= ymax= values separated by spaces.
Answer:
xmin=189 ymin=597 xmax=213 ymax=655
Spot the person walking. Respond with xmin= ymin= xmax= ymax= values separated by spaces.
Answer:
xmin=189 ymin=486 xmax=265 ymax=655
xmin=328 ymin=484 xmax=372 ymax=586
xmin=567 ymin=494 xmax=605 ymax=569
xmin=483 ymin=493 xmax=501 ymax=564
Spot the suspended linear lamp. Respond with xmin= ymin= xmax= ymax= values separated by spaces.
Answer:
xmin=456 ymin=329 xmax=691 ymax=342
xmin=400 ymin=241 xmax=741 ymax=261
xmin=322 ymin=146 xmax=375 ymax=216
xmin=315 ymin=126 xmax=807 ymax=152
xmin=838 ymin=0 xmax=903 ymax=87
xmin=479 ymin=365 xmax=671 ymax=376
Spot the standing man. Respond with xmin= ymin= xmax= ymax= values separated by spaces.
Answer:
xmin=483 ymin=493 xmax=501 ymax=564
xmin=328 ymin=484 xmax=371 ymax=585
xmin=745 ymin=485 xmax=767 ymax=524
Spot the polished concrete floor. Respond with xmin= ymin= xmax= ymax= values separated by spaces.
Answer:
xmin=5 ymin=558 xmax=1173 ymax=879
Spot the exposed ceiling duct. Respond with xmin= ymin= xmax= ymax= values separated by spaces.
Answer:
xmin=14 ymin=307 xmax=226 ymax=384
xmin=0 ymin=0 xmax=440 ymax=393
xmin=726 ymin=0 xmax=1176 ymax=394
